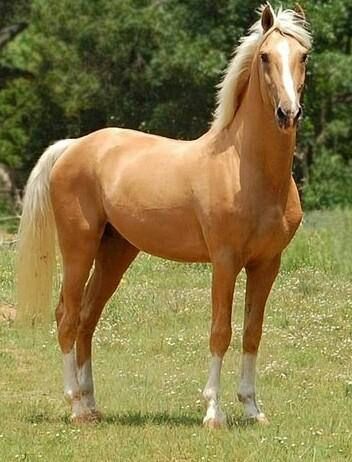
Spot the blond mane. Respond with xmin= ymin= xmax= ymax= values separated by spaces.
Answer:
xmin=211 ymin=4 xmax=312 ymax=131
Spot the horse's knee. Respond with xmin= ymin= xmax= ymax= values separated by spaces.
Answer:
xmin=58 ymin=311 xmax=80 ymax=352
xmin=242 ymin=326 xmax=262 ymax=354
xmin=210 ymin=324 xmax=232 ymax=356
xmin=78 ymin=302 xmax=101 ymax=337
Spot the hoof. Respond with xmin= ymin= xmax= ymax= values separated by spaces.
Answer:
xmin=256 ymin=413 xmax=269 ymax=425
xmin=91 ymin=409 xmax=103 ymax=421
xmin=203 ymin=419 xmax=226 ymax=430
xmin=71 ymin=409 xmax=102 ymax=424
xmin=246 ymin=413 xmax=269 ymax=426
xmin=203 ymin=417 xmax=226 ymax=429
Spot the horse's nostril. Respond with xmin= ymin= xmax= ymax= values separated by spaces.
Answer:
xmin=276 ymin=106 xmax=287 ymax=121
xmin=296 ymin=106 xmax=303 ymax=120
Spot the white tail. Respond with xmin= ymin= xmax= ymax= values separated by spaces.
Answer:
xmin=16 ymin=139 xmax=74 ymax=325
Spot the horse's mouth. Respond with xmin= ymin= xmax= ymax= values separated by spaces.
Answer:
xmin=276 ymin=114 xmax=302 ymax=132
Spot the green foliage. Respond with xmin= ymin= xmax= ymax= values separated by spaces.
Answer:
xmin=0 ymin=0 xmax=30 ymax=29
xmin=0 ymin=79 xmax=39 ymax=167
xmin=295 ymin=0 xmax=352 ymax=208
xmin=303 ymin=151 xmax=352 ymax=210
xmin=0 ymin=0 xmax=350 ymax=207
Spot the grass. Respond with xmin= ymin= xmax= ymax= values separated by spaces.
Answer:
xmin=0 ymin=209 xmax=351 ymax=461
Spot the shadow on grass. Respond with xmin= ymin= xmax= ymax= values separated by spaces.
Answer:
xmin=103 ymin=411 xmax=200 ymax=427
xmin=24 ymin=410 xmax=200 ymax=427
xmin=99 ymin=411 xmax=253 ymax=429
xmin=227 ymin=415 xmax=263 ymax=429
xmin=26 ymin=409 xmax=256 ymax=429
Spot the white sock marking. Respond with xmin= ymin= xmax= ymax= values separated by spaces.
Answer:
xmin=63 ymin=350 xmax=94 ymax=418
xmin=239 ymin=352 xmax=256 ymax=396
xmin=77 ymin=360 xmax=96 ymax=410
xmin=203 ymin=355 xmax=226 ymax=425
xmin=203 ymin=356 xmax=222 ymax=401
xmin=238 ymin=352 xmax=264 ymax=419
xmin=63 ymin=349 xmax=79 ymax=402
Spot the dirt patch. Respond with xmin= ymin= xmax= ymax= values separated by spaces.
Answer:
xmin=0 ymin=303 xmax=16 ymax=322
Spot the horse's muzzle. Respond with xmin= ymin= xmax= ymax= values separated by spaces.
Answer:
xmin=276 ymin=105 xmax=302 ymax=130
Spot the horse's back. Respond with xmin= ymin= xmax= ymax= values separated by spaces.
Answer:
xmin=97 ymin=129 xmax=210 ymax=261
xmin=50 ymin=127 xmax=211 ymax=262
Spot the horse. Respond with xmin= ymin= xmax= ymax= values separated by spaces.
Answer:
xmin=17 ymin=4 xmax=311 ymax=427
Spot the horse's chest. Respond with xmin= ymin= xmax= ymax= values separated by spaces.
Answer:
xmin=243 ymin=208 xmax=294 ymax=260
xmin=223 ymin=206 xmax=291 ymax=262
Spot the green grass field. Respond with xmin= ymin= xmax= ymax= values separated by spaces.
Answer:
xmin=0 ymin=209 xmax=351 ymax=461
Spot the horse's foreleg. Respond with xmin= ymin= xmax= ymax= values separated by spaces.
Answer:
xmin=76 ymin=229 xmax=139 ymax=421
xmin=238 ymin=255 xmax=281 ymax=424
xmin=203 ymin=256 xmax=238 ymax=428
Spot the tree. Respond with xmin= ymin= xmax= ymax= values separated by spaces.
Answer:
xmin=0 ymin=0 xmax=350 ymax=208
xmin=297 ymin=0 xmax=352 ymax=208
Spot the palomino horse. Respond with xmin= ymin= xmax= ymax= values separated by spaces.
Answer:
xmin=17 ymin=4 xmax=311 ymax=427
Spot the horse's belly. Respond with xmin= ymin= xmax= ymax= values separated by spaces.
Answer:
xmin=107 ymin=206 xmax=210 ymax=263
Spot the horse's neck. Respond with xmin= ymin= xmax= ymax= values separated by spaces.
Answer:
xmin=223 ymin=72 xmax=296 ymax=205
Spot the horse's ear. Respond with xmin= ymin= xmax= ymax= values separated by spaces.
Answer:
xmin=294 ymin=3 xmax=306 ymax=21
xmin=261 ymin=4 xmax=275 ymax=33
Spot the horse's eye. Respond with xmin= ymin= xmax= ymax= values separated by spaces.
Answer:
xmin=301 ymin=53 xmax=308 ymax=63
xmin=260 ymin=53 xmax=269 ymax=64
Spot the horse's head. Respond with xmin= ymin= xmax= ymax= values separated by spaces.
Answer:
xmin=257 ymin=5 xmax=310 ymax=132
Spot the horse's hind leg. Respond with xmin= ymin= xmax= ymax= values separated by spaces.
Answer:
xmin=75 ymin=225 xmax=139 ymax=421
xmin=56 ymin=227 xmax=101 ymax=420
xmin=51 ymin=180 xmax=105 ymax=420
